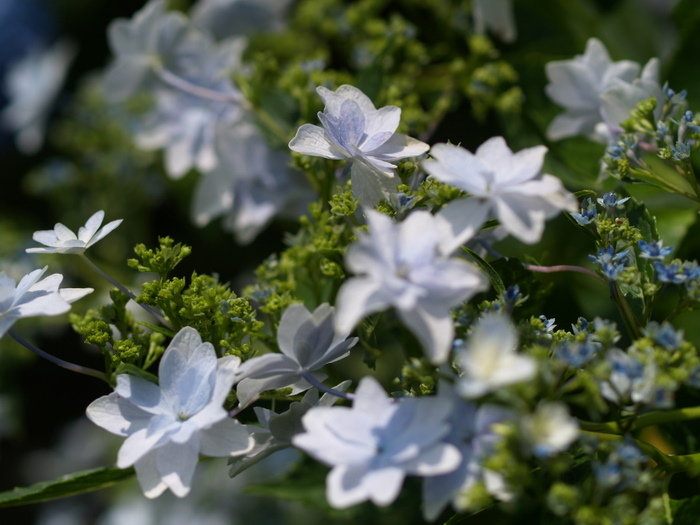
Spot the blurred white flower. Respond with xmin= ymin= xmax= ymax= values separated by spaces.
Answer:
xmin=473 ymin=0 xmax=516 ymax=43
xmin=520 ymin=402 xmax=579 ymax=457
xmin=336 ymin=210 xmax=487 ymax=364
xmin=289 ymin=84 xmax=429 ymax=206
xmin=456 ymin=313 xmax=537 ymax=398
xmin=236 ymin=303 xmax=357 ymax=407
xmin=1 ymin=40 xmax=75 ymax=153
xmin=26 ymin=210 xmax=122 ymax=255
xmin=191 ymin=0 xmax=291 ymax=40
xmin=293 ymin=376 xmax=461 ymax=509
xmin=86 ymin=327 xmax=253 ymax=498
xmin=0 ymin=267 xmax=93 ymax=338
xmin=191 ymin=121 xmax=311 ymax=243
xmin=545 ymin=38 xmax=647 ymax=143
xmin=424 ymin=137 xmax=577 ymax=245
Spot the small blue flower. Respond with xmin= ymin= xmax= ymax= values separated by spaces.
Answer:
xmin=671 ymin=141 xmax=691 ymax=161
xmin=572 ymin=198 xmax=597 ymax=225
xmin=537 ymin=315 xmax=556 ymax=336
xmin=638 ymin=240 xmax=673 ymax=260
xmin=571 ymin=317 xmax=589 ymax=334
xmin=655 ymin=121 xmax=670 ymax=143
xmin=597 ymin=192 xmax=630 ymax=209
xmin=686 ymin=365 xmax=700 ymax=389
xmin=644 ymin=321 xmax=684 ymax=350
xmin=606 ymin=145 xmax=624 ymax=160
xmin=653 ymin=261 xmax=686 ymax=284
xmin=556 ymin=340 xmax=598 ymax=368
xmin=682 ymin=261 xmax=700 ymax=280
xmin=590 ymin=246 xmax=629 ymax=280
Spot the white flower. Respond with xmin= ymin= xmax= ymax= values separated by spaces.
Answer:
xmin=236 ymin=303 xmax=357 ymax=407
xmin=473 ymin=0 xmax=516 ymax=43
xmin=520 ymin=402 xmax=579 ymax=457
xmin=600 ymin=348 xmax=657 ymax=407
xmin=0 ymin=267 xmax=93 ymax=338
xmin=544 ymin=38 xmax=641 ymax=142
xmin=456 ymin=313 xmax=537 ymax=398
xmin=336 ymin=210 xmax=488 ymax=364
xmin=423 ymin=137 xmax=577 ymax=244
xmin=26 ymin=210 xmax=123 ymax=255
xmin=289 ymin=84 xmax=429 ymax=206
xmin=86 ymin=327 xmax=254 ymax=498
xmin=292 ymin=376 xmax=461 ymax=509
xmin=191 ymin=121 xmax=311 ymax=243
xmin=1 ymin=40 xmax=75 ymax=154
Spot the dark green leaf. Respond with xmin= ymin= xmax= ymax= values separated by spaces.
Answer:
xmin=0 ymin=466 xmax=134 ymax=507
xmin=462 ymin=247 xmax=505 ymax=295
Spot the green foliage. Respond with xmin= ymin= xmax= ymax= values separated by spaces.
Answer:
xmin=128 ymin=236 xmax=192 ymax=279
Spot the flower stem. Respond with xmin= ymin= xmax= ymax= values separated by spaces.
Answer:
xmin=154 ymin=66 xmax=248 ymax=107
xmin=79 ymin=254 xmax=171 ymax=328
xmin=301 ymin=371 xmax=355 ymax=401
xmin=524 ymin=263 xmax=607 ymax=283
xmin=10 ymin=329 xmax=108 ymax=382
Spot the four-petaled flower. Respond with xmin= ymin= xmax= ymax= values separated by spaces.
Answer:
xmin=86 ymin=327 xmax=254 ymax=498
xmin=0 ymin=267 xmax=93 ymax=338
xmin=26 ymin=210 xmax=123 ymax=255
xmin=236 ymin=303 xmax=357 ymax=407
xmin=292 ymin=376 xmax=461 ymax=509
xmin=289 ymin=84 xmax=429 ymax=206
xmin=335 ymin=209 xmax=488 ymax=364
xmin=423 ymin=136 xmax=577 ymax=245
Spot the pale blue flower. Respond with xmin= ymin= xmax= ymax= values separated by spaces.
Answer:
xmin=236 ymin=303 xmax=357 ymax=407
xmin=191 ymin=121 xmax=311 ymax=244
xmin=190 ymin=0 xmax=291 ymax=40
xmin=0 ymin=267 xmax=93 ymax=338
xmin=292 ymin=376 xmax=461 ymax=509
xmin=422 ymin=386 xmax=514 ymax=520
xmin=229 ymin=382 xmax=350 ymax=478
xmin=600 ymin=349 xmax=657 ymax=408
xmin=455 ymin=313 xmax=537 ymax=398
xmin=472 ymin=0 xmax=516 ymax=42
xmin=335 ymin=210 xmax=488 ymax=364
xmin=423 ymin=137 xmax=577 ymax=245
xmin=103 ymin=0 xmax=192 ymax=102
xmin=654 ymin=260 xmax=685 ymax=283
xmin=638 ymin=240 xmax=673 ymax=260
xmin=86 ymin=327 xmax=254 ymax=498
xmin=26 ymin=210 xmax=123 ymax=255
xmin=289 ymin=84 xmax=429 ymax=206
xmin=572 ymin=198 xmax=597 ymax=225
xmin=545 ymin=38 xmax=640 ymax=142
xmin=1 ymin=40 xmax=75 ymax=153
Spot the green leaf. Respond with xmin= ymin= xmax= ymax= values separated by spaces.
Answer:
xmin=137 ymin=321 xmax=175 ymax=338
xmin=462 ymin=247 xmax=505 ymax=295
xmin=0 ymin=466 xmax=134 ymax=507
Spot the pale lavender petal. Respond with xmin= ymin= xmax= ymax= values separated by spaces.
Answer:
xmin=199 ymin=418 xmax=254 ymax=457
xmin=134 ymin=452 xmax=169 ymax=499
xmin=156 ymin=439 xmax=199 ymax=497
xmin=289 ymin=124 xmax=347 ymax=159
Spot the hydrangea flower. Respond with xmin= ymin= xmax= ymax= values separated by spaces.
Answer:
xmin=103 ymin=0 xmax=192 ymax=102
xmin=1 ymin=40 xmax=75 ymax=154
xmin=292 ymin=376 xmax=461 ymax=509
xmin=0 ymin=267 xmax=93 ymax=338
xmin=335 ymin=210 xmax=488 ymax=364
xmin=638 ymin=240 xmax=673 ymax=260
xmin=26 ymin=210 xmax=122 ymax=255
xmin=545 ymin=38 xmax=640 ymax=142
xmin=422 ymin=387 xmax=514 ymax=521
xmin=288 ymin=84 xmax=429 ymax=206
xmin=191 ymin=121 xmax=311 ymax=244
xmin=423 ymin=137 xmax=577 ymax=244
xmin=600 ymin=348 xmax=657 ymax=408
xmin=236 ymin=303 xmax=357 ymax=407
xmin=229 ymin=382 xmax=350 ymax=478
xmin=455 ymin=313 xmax=537 ymax=398
xmin=86 ymin=327 xmax=253 ymax=498
xmin=472 ymin=0 xmax=516 ymax=43
xmin=520 ymin=402 xmax=579 ymax=458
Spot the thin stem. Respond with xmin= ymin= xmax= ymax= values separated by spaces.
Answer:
xmin=301 ymin=371 xmax=355 ymax=401
xmin=154 ymin=66 xmax=249 ymax=107
xmin=10 ymin=329 xmax=108 ymax=382
xmin=524 ymin=263 xmax=607 ymax=283
xmin=79 ymin=254 xmax=171 ymax=328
